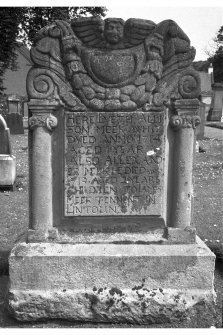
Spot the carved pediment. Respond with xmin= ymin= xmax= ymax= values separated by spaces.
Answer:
xmin=27 ymin=17 xmax=201 ymax=111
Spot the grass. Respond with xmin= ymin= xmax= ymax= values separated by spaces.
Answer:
xmin=193 ymin=135 xmax=223 ymax=259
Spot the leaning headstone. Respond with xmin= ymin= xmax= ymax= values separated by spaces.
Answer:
xmin=5 ymin=94 xmax=24 ymax=134
xmin=9 ymin=17 xmax=216 ymax=326
xmin=0 ymin=115 xmax=16 ymax=189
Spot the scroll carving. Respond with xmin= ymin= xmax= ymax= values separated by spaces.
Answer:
xmin=27 ymin=17 xmax=201 ymax=111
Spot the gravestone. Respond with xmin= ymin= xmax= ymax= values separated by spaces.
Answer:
xmin=0 ymin=115 xmax=16 ymax=189
xmin=196 ymin=102 xmax=205 ymax=140
xmin=9 ymin=17 xmax=216 ymax=326
xmin=207 ymin=83 xmax=223 ymax=121
xmin=5 ymin=94 xmax=24 ymax=134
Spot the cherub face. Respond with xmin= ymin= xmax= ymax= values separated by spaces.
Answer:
xmin=104 ymin=21 xmax=124 ymax=44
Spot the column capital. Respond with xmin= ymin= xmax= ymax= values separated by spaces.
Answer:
xmin=28 ymin=99 xmax=60 ymax=111
xmin=29 ymin=113 xmax=58 ymax=132
xmin=170 ymin=114 xmax=200 ymax=130
xmin=28 ymin=99 xmax=59 ymax=132
xmin=173 ymin=98 xmax=200 ymax=114
xmin=170 ymin=99 xmax=201 ymax=131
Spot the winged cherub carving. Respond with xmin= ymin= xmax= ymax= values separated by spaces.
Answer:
xmin=28 ymin=17 xmax=200 ymax=111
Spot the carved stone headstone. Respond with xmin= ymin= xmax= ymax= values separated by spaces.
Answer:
xmin=9 ymin=17 xmax=216 ymax=326
xmin=0 ymin=115 xmax=16 ymax=188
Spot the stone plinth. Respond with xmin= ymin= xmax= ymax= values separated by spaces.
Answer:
xmin=9 ymin=237 xmax=216 ymax=326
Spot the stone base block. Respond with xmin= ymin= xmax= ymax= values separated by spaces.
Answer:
xmin=8 ymin=237 xmax=216 ymax=326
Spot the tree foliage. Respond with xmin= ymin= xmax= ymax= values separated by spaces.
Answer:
xmin=208 ymin=26 xmax=223 ymax=83
xmin=0 ymin=8 xmax=21 ymax=92
xmin=0 ymin=7 xmax=107 ymax=93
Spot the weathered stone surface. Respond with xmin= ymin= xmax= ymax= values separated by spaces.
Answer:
xmin=120 ymin=94 xmax=130 ymax=102
xmin=27 ymin=18 xmax=201 ymax=112
xmin=64 ymin=111 xmax=164 ymax=220
xmin=96 ymin=92 xmax=105 ymax=100
xmin=89 ymin=98 xmax=104 ymax=110
xmin=8 ymin=238 xmax=216 ymax=325
xmin=121 ymin=100 xmax=137 ymax=110
xmin=148 ymin=60 xmax=163 ymax=79
xmin=83 ymin=87 xmax=95 ymax=100
xmin=8 ymin=288 xmax=216 ymax=326
xmin=130 ymin=85 xmax=145 ymax=102
xmin=166 ymin=227 xmax=196 ymax=244
xmin=105 ymin=88 xmax=120 ymax=100
xmin=104 ymin=99 xmax=121 ymax=110
xmin=121 ymin=85 xmax=136 ymax=95
xmin=72 ymin=74 xmax=82 ymax=89
xmin=13 ymin=15 xmax=213 ymax=327
xmin=145 ymin=75 xmax=156 ymax=92
xmin=135 ymin=74 xmax=147 ymax=86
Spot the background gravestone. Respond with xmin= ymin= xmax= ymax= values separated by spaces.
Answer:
xmin=196 ymin=102 xmax=205 ymax=140
xmin=9 ymin=17 xmax=216 ymax=326
xmin=207 ymin=83 xmax=223 ymax=121
xmin=0 ymin=115 xmax=11 ymax=155
xmin=5 ymin=94 xmax=24 ymax=134
xmin=0 ymin=115 xmax=16 ymax=189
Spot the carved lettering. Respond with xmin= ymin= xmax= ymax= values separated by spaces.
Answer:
xmin=64 ymin=111 xmax=164 ymax=216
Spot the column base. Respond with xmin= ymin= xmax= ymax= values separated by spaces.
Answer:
xmin=8 ymin=237 xmax=217 ymax=326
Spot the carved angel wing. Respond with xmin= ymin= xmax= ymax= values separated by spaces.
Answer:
xmin=71 ymin=17 xmax=105 ymax=48
xmin=124 ymin=18 xmax=156 ymax=47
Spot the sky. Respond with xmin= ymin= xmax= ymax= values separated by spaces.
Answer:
xmin=105 ymin=5 xmax=223 ymax=61
xmin=3 ymin=0 xmax=223 ymax=61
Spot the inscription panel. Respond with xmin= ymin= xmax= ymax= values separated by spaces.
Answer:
xmin=64 ymin=111 xmax=164 ymax=216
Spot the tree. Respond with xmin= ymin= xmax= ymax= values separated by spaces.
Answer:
xmin=0 ymin=8 xmax=21 ymax=93
xmin=0 ymin=7 xmax=107 ymax=93
xmin=208 ymin=26 xmax=223 ymax=83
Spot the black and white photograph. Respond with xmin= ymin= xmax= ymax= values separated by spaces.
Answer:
xmin=0 ymin=0 xmax=222 ymax=330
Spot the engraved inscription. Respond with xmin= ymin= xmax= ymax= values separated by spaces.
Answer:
xmin=64 ymin=111 xmax=164 ymax=216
